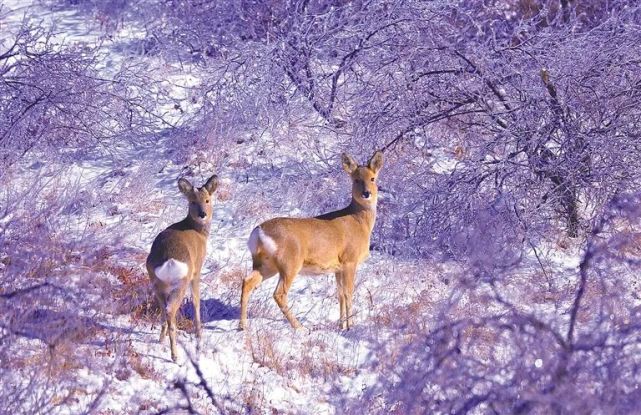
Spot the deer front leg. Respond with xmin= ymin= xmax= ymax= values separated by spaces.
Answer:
xmin=343 ymin=264 xmax=357 ymax=330
xmin=160 ymin=321 xmax=168 ymax=343
xmin=273 ymin=273 xmax=302 ymax=329
xmin=335 ymin=272 xmax=347 ymax=330
xmin=154 ymin=290 xmax=169 ymax=343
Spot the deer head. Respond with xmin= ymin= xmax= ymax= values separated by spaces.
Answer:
xmin=342 ymin=151 xmax=384 ymax=209
xmin=178 ymin=174 xmax=219 ymax=224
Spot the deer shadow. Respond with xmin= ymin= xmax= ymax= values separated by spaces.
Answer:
xmin=180 ymin=297 xmax=239 ymax=324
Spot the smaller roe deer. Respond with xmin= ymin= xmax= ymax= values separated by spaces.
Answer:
xmin=146 ymin=175 xmax=219 ymax=362
xmin=240 ymin=151 xmax=383 ymax=330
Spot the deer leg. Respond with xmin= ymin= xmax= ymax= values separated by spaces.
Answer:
xmin=343 ymin=265 xmax=357 ymax=330
xmin=239 ymin=269 xmax=264 ymax=330
xmin=160 ymin=321 xmax=168 ymax=343
xmin=335 ymin=272 xmax=347 ymax=330
xmin=166 ymin=285 xmax=187 ymax=362
xmin=154 ymin=290 xmax=168 ymax=343
xmin=166 ymin=310 xmax=178 ymax=362
xmin=273 ymin=271 xmax=301 ymax=329
xmin=191 ymin=275 xmax=202 ymax=339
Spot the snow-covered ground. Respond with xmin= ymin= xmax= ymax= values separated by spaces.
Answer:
xmin=1 ymin=126 xmax=458 ymax=413
xmin=62 ymin=135 xmax=457 ymax=413
xmin=1 ymin=118 xmax=586 ymax=413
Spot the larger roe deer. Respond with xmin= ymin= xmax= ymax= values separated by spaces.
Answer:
xmin=239 ymin=151 xmax=383 ymax=330
xmin=147 ymin=175 xmax=219 ymax=362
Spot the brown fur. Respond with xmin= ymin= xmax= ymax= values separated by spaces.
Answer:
xmin=240 ymin=151 xmax=384 ymax=330
xmin=146 ymin=174 xmax=218 ymax=362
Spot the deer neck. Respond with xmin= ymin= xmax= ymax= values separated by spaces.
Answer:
xmin=347 ymin=198 xmax=377 ymax=232
xmin=183 ymin=216 xmax=211 ymax=237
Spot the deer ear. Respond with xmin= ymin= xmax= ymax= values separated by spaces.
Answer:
xmin=178 ymin=178 xmax=194 ymax=196
xmin=368 ymin=151 xmax=384 ymax=173
xmin=202 ymin=174 xmax=219 ymax=194
xmin=341 ymin=153 xmax=358 ymax=174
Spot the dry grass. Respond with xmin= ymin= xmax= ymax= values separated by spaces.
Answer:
xmin=236 ymin=191 xmax=274 ymax=223
xmin=216 ymin=266 xmax=245 ymax=291
xmin=123 ymin=342 xmax=160 ymax=381
xmin=247 ymin=330 xmax=286 ymax=376
xmin=89 ymin=248 xmax=200 ymax=331
xmin=370 ymin=286 xmax=435 ymax=332
xmin=239 ymin=379 xmax=269 ymax=415
xmin=460 ymin=325 xmax=502 ymax=362
xmin=245 ymin=326 xmax=360 ymax=387
xmin=507 ymin=270 xmax=560 ymax=306
xmin=3 ymin=338 xmax=100 ymax=393
xmin=611 ymin=231 xmax=641 ymax=258
xmin=106 ymin=263 xmax=158 ymax=323
xmin=215 ymin=181 xmax=233 ymax=202
xmin=295 ymin=338 xmax=358 ymax=381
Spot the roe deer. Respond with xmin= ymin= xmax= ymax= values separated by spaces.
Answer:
xmin=239 ymin=151 xmax=383 ymax=330
xmin=146 ymin=174 xmax=219 ymax=362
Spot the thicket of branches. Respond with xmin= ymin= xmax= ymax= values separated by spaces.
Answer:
xmin=0 ymin=17 xmax=180 ymax=168
xmin=0 ymin=5 xmax=179 ymax=413
xmin=84 ymin=0 xmax=641 ymax=253
xmin=352 ymin=191 xmax=641 ymax=413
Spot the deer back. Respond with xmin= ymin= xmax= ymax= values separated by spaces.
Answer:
xmin=147 ymin=222 xmax=208 ymax=280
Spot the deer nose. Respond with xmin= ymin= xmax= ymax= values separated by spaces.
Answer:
xmin=198 ymin=210 xmax=207 ymax=218
xmin=362 ymin=191 xmax=371 ymax=199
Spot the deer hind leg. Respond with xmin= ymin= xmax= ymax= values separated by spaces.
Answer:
xmin=239 ymin=270 xmax=262 ymax=330
xmin=154 ymin=290 xmax=169 ymax=343
xmin=166 ymin=284 xmax=188 ymax=362
xmin=160 ymin=321 xmax=168 ymax=342
xmin=335 ymin=272 xmax=347 ymax=330
xmin=273 ymin=266 xmax=302 ymax=329
xmin=239 ymin=260 xmax=276 ymax=330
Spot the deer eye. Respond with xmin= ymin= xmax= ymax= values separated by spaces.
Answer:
xmin=206 ymin=199 xmax=210 ymax=203
xmin=370 ymin=178 xmax=375 ymax=182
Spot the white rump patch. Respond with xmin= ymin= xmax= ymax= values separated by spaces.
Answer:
xmin=248 ymin=226 xmax=278 ymax=256
xmin=155 ymin=259 xmax=189 ymax=285
xmin=247 ymin=227 xmax=260 ymax=255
